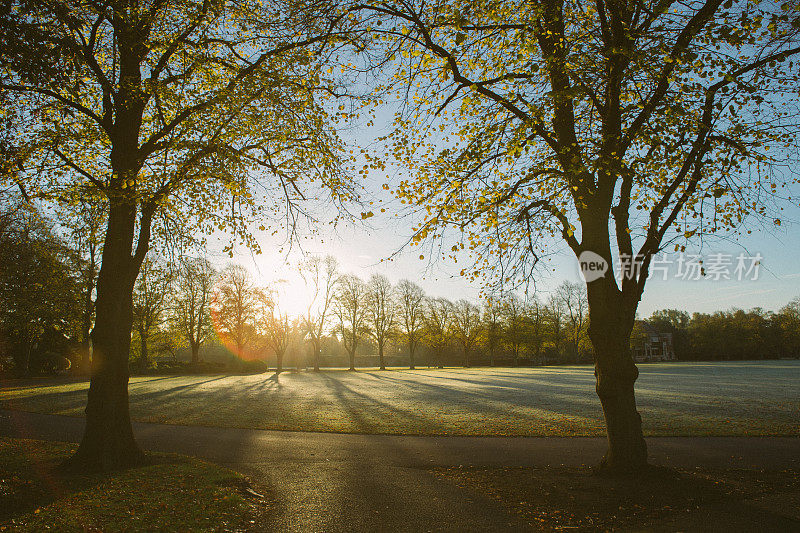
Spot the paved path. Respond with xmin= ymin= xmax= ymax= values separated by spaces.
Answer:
xmin=2 ymin=409 xmax=799 ymax=531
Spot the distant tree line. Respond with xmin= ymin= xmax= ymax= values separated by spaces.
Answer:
xmin=2 ymin=204 xmax=798 ymax=376
xmin=641 ymin=304 xmax=800 ymax=361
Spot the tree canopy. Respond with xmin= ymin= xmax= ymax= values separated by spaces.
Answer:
xmin=347 ymin=0 xmax=800 ymax=472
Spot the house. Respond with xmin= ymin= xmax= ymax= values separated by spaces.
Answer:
xmin=631 ymin=321 xmax=676 ymax=362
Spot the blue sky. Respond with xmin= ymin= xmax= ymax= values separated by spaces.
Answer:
xmin=215 ymin=90 xmax=800 ymax=318
xmin=219 ymin=171 xmax=800 ymax=318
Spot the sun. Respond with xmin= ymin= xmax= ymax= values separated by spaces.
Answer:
xmin=248 ymin=256 xmax=314 ymax=319
xmin=269 ymin=275 xmax=315 ymax=318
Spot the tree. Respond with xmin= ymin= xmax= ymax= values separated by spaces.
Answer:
xmin=362 ymin=0 xmax=800 ymax=472
xmin=546 ymin=294 xmax=567 ymax=362
xmin=0 ymin=203 xmax=82 ymax=375
xmin=172 ymin=257 xmax=215 ymax=364
xmin=555 ymin=281 xmax=588 ymax=363
xmin=1 ymin=0 xmax=356 ymax=469
xmin=334 ymin=274 xmax=368 ymax=371
xmin=424 ymin=297 xmax=453 ymax=368
xmin=452 ymin=299 xmax=482 ymax=367
xmin=132 ymin=257 xmax=172 ymax=369
xmin=366 ymin=274 xmax=396 ymax=370
xmin=396 ymin=279 xmax=426 ymax=369
xmin=523 ymin=297 xmax=546 ymax=364
xmin=301 ymin=255 xmax=339 ymax=371
xmin=211 ymin=264 xmax=260 ymax=359
xmin=501 ymin=294 xmax=526 ymax=366
xmin=776 ymin=297 xmax=800 ymax=358
xmin=59 ymin=198 xmax=105 ymax=374
xmin=482 ymin=295 xmax=503 ymax=366
xmin=257 ymin=285 xmax=291 ymax=373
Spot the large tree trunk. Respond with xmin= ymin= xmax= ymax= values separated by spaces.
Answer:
xmin=408 ymin=339 xmax=416 ymax=370
xmin=276 ymin=352 xmax=283 ymax=374
xmin=66 ymin=200 xmax=145 ymax=471
xmin=348 ymin=349 xmax=355 ymax=371
xmin=587 ymin=283 xmax=648 ymax=474
xmin=378 ymin=342 xmax=386 ymax=370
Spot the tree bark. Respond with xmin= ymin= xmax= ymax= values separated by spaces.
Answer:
xmin=348 ymin=349 xmax=355 ymax=371
xmin=312 ymin=341 xmax=321 ymax=372
xmin=587 ymin=283 xmax=648 ymax=474
xmin=276 ymin=352 xmax=283 ymax=374
xmin=378 ymin=342 xmax=386 ymax=370
xmin=66 ymin=200 xmax=145 ymax=471
xmin=408 ymin=339 xmax=416 ymax=370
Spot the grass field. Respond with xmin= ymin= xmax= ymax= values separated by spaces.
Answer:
xmin=2 ymin=361 xmax=799 ymax=436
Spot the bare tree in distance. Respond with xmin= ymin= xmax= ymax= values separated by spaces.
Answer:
xmin=524 ymin=297 xmax=546 ymax=364
xmin=501 ymin=294 xmax=526 ymax=367
xmin=483 ymin=295 xmax=503 ymax=367
xmin=452 ymin=299 xmax=482 ymax=367
xmin=258 ymin=284 xmax=291 ymax=374
xmin=396 ymin=279 xmax=425 ymax=369
xmin=132 ymin=258 xmax=172 ymax=370
xmin=556 ymin=281 xmax=589 ymax=363
xmin=335 ymin=273 xmax=369 ymax=371
xmin=424 ymin=297 xmax=453 ymax=369
xmin=300 ymin=255 xmax=339 ymax=371
xmin=366 ymin=274 xmax=396 ymax=370
xmin=547 ymin=294 xmax=567 ymax=363
xmin=172 ymin=257 xmax=215 ymax=364
xmin=211 ymin=264 xmax=260 ymax=359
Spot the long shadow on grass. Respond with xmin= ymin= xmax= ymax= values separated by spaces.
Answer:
xmin=2 ymin=376 xmax=233 ymax=416
xmin=0 ymin=387 xmax=89 ymax=414
xmin=129 ymin=376 xmax=236 ymax=422
xmin=131 ymin=375 xmax=230 ymax=398
xmin=129 ymin=375 xmax=185 ymax=385
xmin=365 ymin=371 xmax=604 ymax=432
xmin=320 ymin=372 xmax=447 ymax=434
xmin=158 ymin=374 xmax=284 ymax=430
xmin=399 ymin=369 xmax=597 ymax=391
xmin=366 ymin=370 xmax=598 ymax=411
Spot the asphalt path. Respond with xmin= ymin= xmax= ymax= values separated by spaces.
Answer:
xmin=2 ymin=409 xmax=799 ymax=531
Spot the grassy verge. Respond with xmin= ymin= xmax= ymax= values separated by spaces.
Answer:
xmin=435 ymin=465 xmax=800 ymax=530
xmin=0 ymin=438 xmax=267 ymax=532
